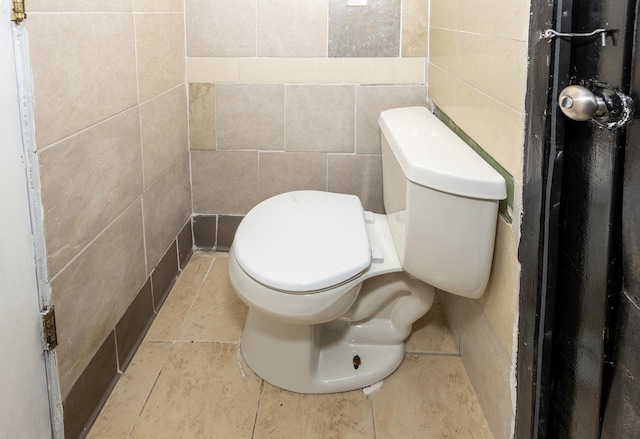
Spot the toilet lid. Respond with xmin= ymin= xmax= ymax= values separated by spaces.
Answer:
xmin=233 ymin=191 xmax=371 ymax=293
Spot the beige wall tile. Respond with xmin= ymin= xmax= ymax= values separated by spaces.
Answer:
xmin=427 ymin=63 xmax=458 ymax=119
xmin=429 ymin=28 xmax=458 ymax=77
xmin=430 ymin=0 xmax=458 ymax=29
xmin=191 ymin=150 xmax=260 ymax=215
xmin=257 ymin=0 xmax=328 ymax=57
xmin=216 ymin=84 xmax=285 ymax=150
xmin=457 ymin=298 xmax=514 ymax=439
xmin=178 ymin=256 xmax=248 ymax=342
xmin=135 ymin=13 xmax=185 ymax=102
xmin=141 ymin=86 xmax=188 ymax=188
xmin=367 ymin=58 xmax=398 ymax=84
xmin=186 ymin=0 xmax=256 ymax=57
xmin=458 ymin=0 xmax=530 ymax=41
xmin=397 ymin=57 xmax=426 ymax=83
xmin=53 ymin=201 xmax=146 ymax=398
xmin=373 ymin=355 xmax=492 ymax=438
xmin=455 ymin=82 xmax=525 ymax=180
xmin=40 ymin=108 xmax=143 ymax=278
xmin=186 ymin=57 xmax=214 ymax=83
xmin=189 ymin=83 xmax=216 ymax=150
xmin=86 ymin=342 xmax=172 ymax=439
xmin=285 ymin=85 xmax=355 ymax=153
xmin=355 ymin=85 xmax=427 ymax=154
xmin=480 ymin=217 xmax=520 ymax=357
xmin=133 ymin=0 xmax=183 ymax=12
xmin=29 ymin=0 xmax=131 ymax=12
xmin=212 ymin=58 xmax=240 ymax=83
xmin=328 ymin=154 xmax=383 ymax=213
xmin=29 ymin=13 xmax=137 ymax=148
xmin=129 ymin=343 xmax=262 ymax=438
xmin=457 ymin=33 xmax=528 ymax=112
xmin=258 ymin=152 xmax=327 ymax=201
xmin=254 ymin=383 xmax=374 ymax=438
xmin=143 ymin=153 xmax=192 ymax=269
xmin=401 ymin=0 xmax=429 ymax=57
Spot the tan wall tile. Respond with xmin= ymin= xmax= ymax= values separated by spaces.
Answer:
xmin=29 ymin=13 xmax=137 ymax=148
xmin=328 ymin=154 xmax=383 ymax=213
xmin=257 ymin=0 xmax=328 ymax=57
xmin=458 ymin=0 xmax=530 ymax=41
xmin=457 ymin=33 xmax=528 ymax=112
xmin=141 ymin=87 xmax=188 ymax=188
xmin=186 ymin=0 xmax=256 ymax=57
xmin=480 ymin=217 xmax=520 ymax=357
xmin=53 ymin=201 xmax=146 ymax=398
xmin=133 ymin=0 xmax=183 ymax=12
xmin=427 ymin=64 xmax=458 ymax=120
xmin=457 ymin=298 xmax=514 ymax=439
xmin=189 ymin=84 xmax=216 ymax=150
xmin=355 ymin=85 xmax=427 ymax=154
xmin=401 ymin=0 xmax=429 ymax=57
xmin=285 ymin=85 xmax=355 ymax=153
xmin=143 ymin=153 xmax=192 ymax=269
xmin=429 ymin=28 xmax=458 ymax=77
xmin=258 ymin=152 xmax=327 ymax=201
xmin=216 ymin=84 xmax=285 ymax=150
xmin=454 ymin=81 xmax=525 ymax=180
xmin=29 ymin=0 xmax=131 ymax=12
xmin=191 ymin=150 xmax=260 ymax=215
xmin=135 ymin=13 xmax=185 ymax=102
xmin=40 ymin=108 xmax=143 ymax=277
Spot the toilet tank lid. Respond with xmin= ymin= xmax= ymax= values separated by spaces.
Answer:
xmin=379 ymin=107 xmax=507 ymax=200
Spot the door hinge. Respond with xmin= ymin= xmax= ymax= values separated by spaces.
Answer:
xmin=41 ymin=307 xmax=58 ymax=351
xmin=11 ymin=0 xmax=27 ymax=24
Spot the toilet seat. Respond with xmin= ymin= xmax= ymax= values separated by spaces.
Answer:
xmin=233 ymin=191 xmax=371 ymax=293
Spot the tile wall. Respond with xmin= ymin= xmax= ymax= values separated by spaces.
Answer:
xmin=186 ymin=0 xmax=429 ymax=244
xmin=26 ymin=0 xmax=191 ymax=436
xmin=428 ymin=1 xmax=530 ymax=438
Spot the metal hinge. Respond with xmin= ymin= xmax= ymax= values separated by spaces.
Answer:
xmin=41 ymin=307 xmax=58 ymax=351
xmin=11 ymin=0 xmax=26 ymax=24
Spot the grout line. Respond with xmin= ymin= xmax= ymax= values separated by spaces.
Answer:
xmin=250 ymin=380 xmax=265 ymax=439
xmin=370 ymin=389 xmax=378 ymax=439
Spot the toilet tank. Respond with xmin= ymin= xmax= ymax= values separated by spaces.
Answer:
xmin=378 ymin=107 xmax=507 ymax=299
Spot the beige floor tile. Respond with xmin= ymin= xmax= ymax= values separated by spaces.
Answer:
xmin=373 ymin=355 xmax=493 ymax=439
xmin=254 ymin=382 xmax=374 ymax=439
xmin=130 ymin=343 xmax=262 ymax=439
xmin=87 ymin=342 xmax=172 ymax=439
xmin=145 ymin=252 xmax=215 ymax=341
xmin=178 ymin=255 xmax=248 ymax=342
xmin=405 ymin=305 xmax=459 ymax=355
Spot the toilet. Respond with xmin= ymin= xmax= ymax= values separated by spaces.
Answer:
xmin=228 ymin=106 xmax=507 ymax=394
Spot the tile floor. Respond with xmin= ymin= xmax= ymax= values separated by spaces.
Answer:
xmin=87 ymin=252 xmax=493 ymax=438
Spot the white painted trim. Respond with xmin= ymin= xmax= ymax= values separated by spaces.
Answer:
xmin=11 ymin=20 xmax=65 ymax=439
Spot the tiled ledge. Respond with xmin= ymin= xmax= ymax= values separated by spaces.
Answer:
xmin=187 ymin=57 xmax=426 ymax=85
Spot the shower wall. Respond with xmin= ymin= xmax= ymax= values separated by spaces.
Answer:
xmin=26 ymin=1 xmax=191 ymax=436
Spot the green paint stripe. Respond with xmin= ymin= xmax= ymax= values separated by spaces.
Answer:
xmin=433 ymin=106 xmax=514 ymax=223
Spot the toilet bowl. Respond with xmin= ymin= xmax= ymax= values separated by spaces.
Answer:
xmin=228 ymin=106 xmax=507 ymax=394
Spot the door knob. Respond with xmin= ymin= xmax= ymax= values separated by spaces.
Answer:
xmin=558 ymin=84 xmax=634 ymax=128
xmin=558 ymin=85 xmax=608 ymax=121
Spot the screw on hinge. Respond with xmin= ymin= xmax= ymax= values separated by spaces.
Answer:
xmin=41 ymin=307 xmax=58 ymax=351
xmin=11 ymin=0 xmax=27 ymax=24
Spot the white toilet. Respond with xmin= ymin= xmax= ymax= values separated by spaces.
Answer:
xmin=228 ymin=106 xmax=507 ymax=394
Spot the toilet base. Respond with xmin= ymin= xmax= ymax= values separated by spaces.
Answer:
xmin=240 ymin=309 xmax=405 ymax=394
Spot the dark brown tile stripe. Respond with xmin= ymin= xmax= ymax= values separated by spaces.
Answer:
xmin=115 ymin=279 xmax=154 ymax=372
xmin=217 ymin=215 xmax=243 ymax=251
xmin=63 ymin=332 xmax=118 ymax=439
xmin=151 ymin=241 xmax=179 ymax=312
xmin=177 ymin=220 xmax=193 ymax=269
xmin=193 ymin=214 xmax=217 ymax=249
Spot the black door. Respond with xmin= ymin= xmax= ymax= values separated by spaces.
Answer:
xmin=543 ymin=0 xmax=640 ymax=437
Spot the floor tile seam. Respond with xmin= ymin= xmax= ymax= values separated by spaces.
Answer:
xmin=250 ymin=380 xmax=265 ymax=439
xmin=125 ymin=340 xmax=178 ymax=439
xmin=126 ymin=256 xmax=216 ymax=438
xmin=172 ymin=339 xmax=239 ymax=345
xmin=370 ymin=392 xmax=378 ymax=439
xmin=404 ymin=350 xmax=461 ymax=357
xmin=173 ymin=254 xmax=218 ymax=341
